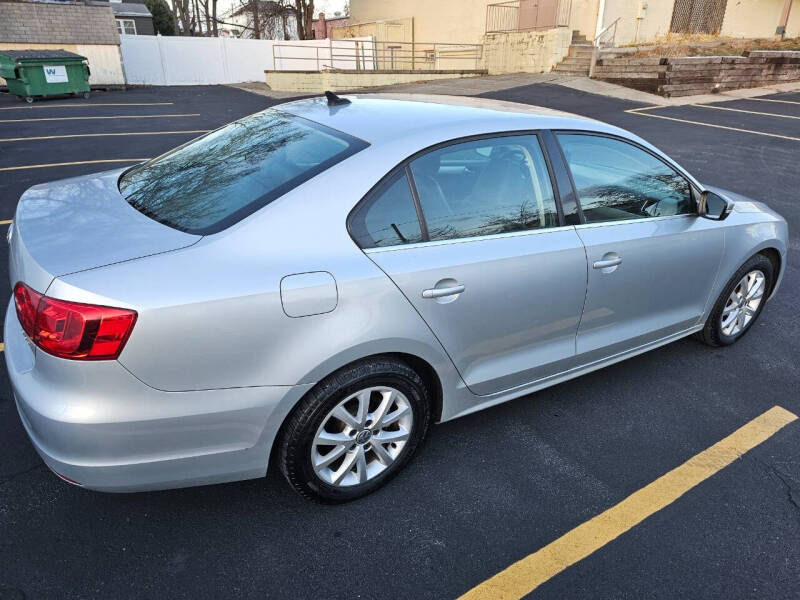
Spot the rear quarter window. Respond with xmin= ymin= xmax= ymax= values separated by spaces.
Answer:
xmin=119 ymin=110 xmax=368 ymax=235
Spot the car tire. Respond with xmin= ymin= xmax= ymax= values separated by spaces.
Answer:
xmin=277 ymin=357 xmax=431 ymax=503
xmin=697 ymin=253 xmax=773 ymax=347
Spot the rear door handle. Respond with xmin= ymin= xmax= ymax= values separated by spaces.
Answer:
xmin=422 ymin=284 xmax=465 ymax=299
xmin=593 ymin=257 xmax=622 ymax=269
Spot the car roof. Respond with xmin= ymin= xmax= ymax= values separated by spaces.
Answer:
xmin=277 ymin=93 xmax=626 ymax=146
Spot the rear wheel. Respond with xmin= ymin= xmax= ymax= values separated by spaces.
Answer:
xmin=24 ymin=96 xmax=33 ymax=104
xmin=698 ymin=254 xmax=773 ymax=347
xmin=277 ymin=358 xmax=431 ymax=503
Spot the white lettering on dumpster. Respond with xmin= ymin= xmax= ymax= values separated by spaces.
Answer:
xmin=43 ymin=65 xmax=68 ymax=83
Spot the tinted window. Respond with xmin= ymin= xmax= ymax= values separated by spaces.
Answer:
xmin=557 ymin=134 xmax=692 ymax=223
xmin=410 ymin=135 xmax=559 ymax=241
xmin=349 ymin=170 xmax=423 ymax=248
xmin=119 ymin=110 xmax=367 ymax=234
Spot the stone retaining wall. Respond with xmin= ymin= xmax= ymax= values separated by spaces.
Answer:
xmin=483 ymin=27 xmax=572 ymax=75
xmin=593 ymin=51 xmax=800 ymax=97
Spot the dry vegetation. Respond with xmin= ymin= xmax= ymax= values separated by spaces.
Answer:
xmin=626 ymin=33 xmax=800 ymax=57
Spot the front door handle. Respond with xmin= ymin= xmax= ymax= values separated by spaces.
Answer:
xmin=593 ymin=256 xmax=622 ymax=269
xmin=422 ymin=284 xmax=465 ymax=299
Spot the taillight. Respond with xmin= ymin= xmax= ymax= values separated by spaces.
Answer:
xmin=13 ymin=281 xmax=41 ymax=337
xmin=13 ymin=282 xmax=137 ymax=360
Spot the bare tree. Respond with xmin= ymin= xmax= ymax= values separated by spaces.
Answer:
xmin=228 ymin=0 xmax=294 ymax=39
xmin=172 ymin=0 xmax=192 ymax=35
xmin=172 ymin=0 xmax=297 ymax=38
xmin=293 ymin=0 xmax=314 ymax=40
xmin=251 ymin=0 xmax=261 ymax=38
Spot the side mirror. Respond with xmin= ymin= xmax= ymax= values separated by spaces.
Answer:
xmin=698 ymin=190 xmax=734 ymax=220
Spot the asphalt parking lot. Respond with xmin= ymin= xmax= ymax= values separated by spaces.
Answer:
xmin=0 ymin=83 xmax=799 ymax=599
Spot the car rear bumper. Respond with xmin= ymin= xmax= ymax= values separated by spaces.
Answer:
xmin=5 ymin=303 xmax=312 ymax=492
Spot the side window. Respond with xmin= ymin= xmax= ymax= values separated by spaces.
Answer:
xmin=557 ymin=134 xmax=693 ymax=223
xmin=410 ymin=135 xmax=559 ymax=241
xmin=349 ymin=170 xmax=423 ymax=248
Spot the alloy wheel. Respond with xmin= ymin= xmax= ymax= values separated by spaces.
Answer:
xmin=311 ymin=386 xmax=413 ymax=487
xmin=720 ymin=269 xmax=766 ymax=337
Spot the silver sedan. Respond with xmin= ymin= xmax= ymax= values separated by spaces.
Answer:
xmin=6 ymin=94 xmax=788 ymax=502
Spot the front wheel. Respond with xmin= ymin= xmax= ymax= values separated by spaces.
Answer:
xmin=698 ymin=254 xmax=773 ymax=347
xmin=277 ymin=358 xmax=431 ymax=503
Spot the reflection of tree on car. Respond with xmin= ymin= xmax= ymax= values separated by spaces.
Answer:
xmin=574 ymin=171 xmax=691 ymax=222
xmin=120 ymin=111 xmax=364 ymax=234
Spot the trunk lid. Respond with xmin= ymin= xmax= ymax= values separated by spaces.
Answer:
xmin=10 ymin=169 xmax=200 ymax=293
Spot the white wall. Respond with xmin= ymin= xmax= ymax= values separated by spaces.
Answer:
xmin=120 ymin=35 xmax=375 ymax=86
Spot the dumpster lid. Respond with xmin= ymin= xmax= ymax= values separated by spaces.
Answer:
xmin=0 ymin=50 xmax=87 ymax=61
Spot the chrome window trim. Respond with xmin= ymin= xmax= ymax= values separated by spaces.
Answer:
xmin=363 ymin=224 xmax=576 ymax=254
xmin=364 ymin=213 xmax=697 ymax=253
xmin=573 ymin=213 xmax=696 ymax=230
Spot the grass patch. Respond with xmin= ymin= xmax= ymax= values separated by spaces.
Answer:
xmin=626 ymin=34 xmax=800 ymax=57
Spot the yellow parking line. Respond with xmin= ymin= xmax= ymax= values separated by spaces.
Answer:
xmin=0 ymin=102 xmax=174 ymax=110
xmin=459 ymin=405 xmax=798 ymax=600
xmin=625 ymin=108 xmax=800 ymax=142
xmin=0 ymin=343 xmax=4 ymax=352
xmin=0 ymin=219 xmax=12 ymax=225
xmin=0 ymin=159 xmax=149 ymax=172
xmin=0 ymin=130 xmax=209 ymax=143
xmin=0 ymin=113 xmax=200 ymax=123
xmin=691 ymin=103 xmax=800 ymax=120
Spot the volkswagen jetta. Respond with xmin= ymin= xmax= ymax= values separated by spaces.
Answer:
xmin=6 ymin=94 xmax=788 ymax=502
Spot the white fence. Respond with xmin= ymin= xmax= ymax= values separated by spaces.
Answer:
xmin=120 ymin=35 xmax=375 ymax=86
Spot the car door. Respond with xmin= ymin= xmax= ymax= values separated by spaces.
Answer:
xmin=555 ymin=132 xmax=725 ymax=362
xmin=348 ymin=133 xmax=588 ymax=396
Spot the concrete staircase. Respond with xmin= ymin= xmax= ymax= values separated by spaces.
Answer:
xmin=553 ymin=31 xmax=593 ymax=76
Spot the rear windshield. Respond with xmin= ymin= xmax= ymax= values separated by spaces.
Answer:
xmin=118 ymin=110 xmax=368 ymax=234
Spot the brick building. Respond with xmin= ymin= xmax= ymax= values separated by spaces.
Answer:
xmin=311 ymin=12 xmax=350 ymax=39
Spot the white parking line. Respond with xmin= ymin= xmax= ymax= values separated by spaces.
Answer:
xmin=625 ymin=107 xmax=800 ymax=142
xmin=691 ymin=103 xmax=800 ymax=120
xmin=744 ymin=97 xmax=800 ymax=106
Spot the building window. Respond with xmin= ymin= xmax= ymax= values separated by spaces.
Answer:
xmin=116 ymin=19 xmax=137 ymax=35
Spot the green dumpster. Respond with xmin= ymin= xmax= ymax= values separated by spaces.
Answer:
xmin=0 ymin=50 xmax=91 ymax=103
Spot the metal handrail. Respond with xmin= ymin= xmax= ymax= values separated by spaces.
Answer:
xmin=594 ymin=17 xmax=620 ymax=48
xmin=589 ymin=17 xmax=621 ymax=78
xmin=271 ymin=40 xmax=484 ymax=72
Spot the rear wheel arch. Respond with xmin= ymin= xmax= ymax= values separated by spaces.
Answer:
xmin=273 ymin=353 xmax=436 ymax=501
xmin=269 ymin=352 xmax=442 ymax=469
